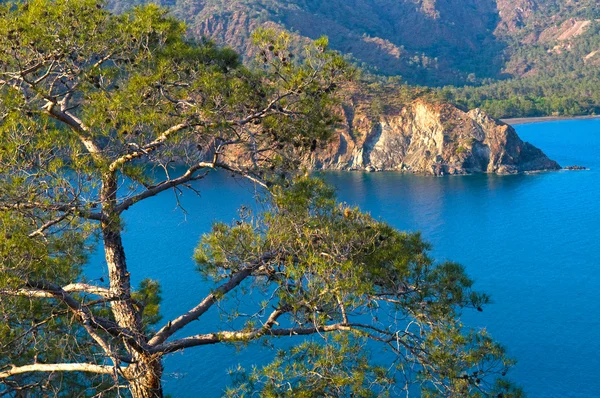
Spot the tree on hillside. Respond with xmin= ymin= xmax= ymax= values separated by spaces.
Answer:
xmin=0 ymin=1 xmax=520 ymax=397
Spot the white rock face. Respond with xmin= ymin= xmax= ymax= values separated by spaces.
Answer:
xmin=311 ymin=100 xmax=560 ymax=175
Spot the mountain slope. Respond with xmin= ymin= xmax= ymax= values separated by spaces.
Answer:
xmin=149 ymin=0 xmax=506 ymax=85
xmin=109 ymin=0 xmax=599 ymax=86
xmin=106 ymin=0 xmax=600 ymax=117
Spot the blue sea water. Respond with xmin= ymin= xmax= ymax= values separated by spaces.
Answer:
xmin=93 ymin=119 xmax=600 ymax=397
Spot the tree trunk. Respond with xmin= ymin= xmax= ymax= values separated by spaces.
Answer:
xmin=101 ymin=173 xmax=145 ymax=337
xmin=100 ymin=173 xmax=164 ymax=397
xmin=126 ymin=356 xmax=164 ymax=398
xmin=102 ymin=224 xmax=143 ymax=333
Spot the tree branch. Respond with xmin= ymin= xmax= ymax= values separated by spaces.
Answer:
xmin=15 ymin=280 xmax=147 ymax=353
xmin=107 ymin=89 xmax=300 ymax=173
xmin=115 ymin=163 xmax=209 ymax=213
xmin=3 ymin=283 xmax=111 ymax=299
xmin=151 ymin=317 xmax=420 ymax=356
xmin=232 ymin=90 xmax=295 ymax=126
xmin=62 ymin=283 xmax=112 ymax=297
xmin=0 ymin=363 xmax=123 ymax=379
xmin=28 ymin=211 xmax=72 ymax=238
xmin=109 ymin=123 xmax=190 ymax=172
xmin=0 ymin=202 xmax=105 ymax=221
xmin=149 ymin=253 xmax=274 ymax=346
xmin=115 ymin=159 xmax=269 ymax=214
xmin=151 ymin=323 xmax=351 ymax=354
xmin=196 ymin=162 xmax=269 ymax=189
xmin=43 ymin=103 xmax=104 ymax=161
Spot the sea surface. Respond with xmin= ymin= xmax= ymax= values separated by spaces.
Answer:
xmin=91 ymin=119 xmax=600 ymax=397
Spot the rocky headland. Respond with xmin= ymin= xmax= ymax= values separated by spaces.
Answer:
xmin=310 ymin=99 xmax=561 ymax=176
xmin=205 ymin=83 xmax=560 ymax=176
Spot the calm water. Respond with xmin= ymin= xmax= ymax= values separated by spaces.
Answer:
xmin=92 ymin=119 xmax=600 ymax=397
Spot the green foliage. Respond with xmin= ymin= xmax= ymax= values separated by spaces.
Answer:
xmin=196 ymin=177 xmax=519 ymax=396
xmin=443 ymin=68 xmax=600 ymax=118
xmin=0 ymin=216 xmax=109 ymax=395
xmin=227 ymin=334 xmax=393 ymax=397
xmin=0 ymin=1 xmax=520 ymax=396
xmin=132 ymin=279 xmax=163 ymax=329
xmin=102 ymin=0 xmax=600 ymax=117
xmin=0 ymin=0 xmax=351 ymax=395
xmin=441 ymin=5 xmax=600 ymax=118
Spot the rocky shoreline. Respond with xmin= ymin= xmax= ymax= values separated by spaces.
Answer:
xmin=310 ymin=100 xmax=561 ymax=176
xmin=502 ymin=115 xmax=600 ymax=126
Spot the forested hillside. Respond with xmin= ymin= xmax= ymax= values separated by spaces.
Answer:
xmin=108 ymin=0 xmax=504 ymax=85
xmin=450 ymin=0 xmax=600 ymax=117
xmin=106 ymin=0 xmax=600 ymax=117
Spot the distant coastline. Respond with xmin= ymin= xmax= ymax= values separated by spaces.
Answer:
xmin=502 ymin=115 xmax=600 ymax=126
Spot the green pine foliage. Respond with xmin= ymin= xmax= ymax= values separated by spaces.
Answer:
xmin=1 ymin=1 xmax=519 ymax=396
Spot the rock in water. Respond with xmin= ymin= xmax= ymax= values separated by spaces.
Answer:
xmin=310 ymin=100 xmax=561 ymax=175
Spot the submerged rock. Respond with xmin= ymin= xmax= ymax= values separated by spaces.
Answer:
xmin=310 ymin=100 xmax=561 ymax=175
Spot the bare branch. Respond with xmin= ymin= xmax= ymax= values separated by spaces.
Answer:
xmin=0 ymin=202 xmax=105 ymax=222
xmin=114 ymin=159 xmax=267 ymax=214
xmin=115 ymin=162 xmax=209 ymax=213
xmin=151 ymin=323 xmax=352 ymax=354
xmin=109 ymin=123 xmax=191 ymax=172
xmin=149 ymin=252 xmax=275 ymax=346
xmin=0 ymin=363 xmax=123 ymax=379
xmin=13 ymin=280 xmax=147 ymax=353
xmin=62 ymin=283 xmax=112 ymax=297
xmin=90 ymin=53 xmax=114 ymax=71
xmin=2 ymin=286 xmax=108 ymax=299
xmin=28 ymin=211 xmax=72 ymax=238
xmin=196 ymin=162 xmax=269 ymax=190
xmin=43 ymin=103 xmax=104 ymax=159
xmin=33 ymin=60 xmax=56 ymax=85
xmin=337 ymin=295 xmax=349 ymax=324
xmin=16 ymin=61 xmax=47 ymax=77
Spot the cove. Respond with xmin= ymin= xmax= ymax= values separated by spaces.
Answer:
xmin=89 ymin=118 xmax=600 ymax=397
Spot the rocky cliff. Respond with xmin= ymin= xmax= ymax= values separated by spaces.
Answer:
xmin=311 ymin=100 xmax=560 ymax=175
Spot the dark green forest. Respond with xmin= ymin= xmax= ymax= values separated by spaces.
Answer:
xmin=446 ymin=19 xmax=600 ymax=118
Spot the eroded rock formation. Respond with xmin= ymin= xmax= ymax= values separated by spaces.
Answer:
xmin=311 ymin=100 xmax=560 ymax=175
